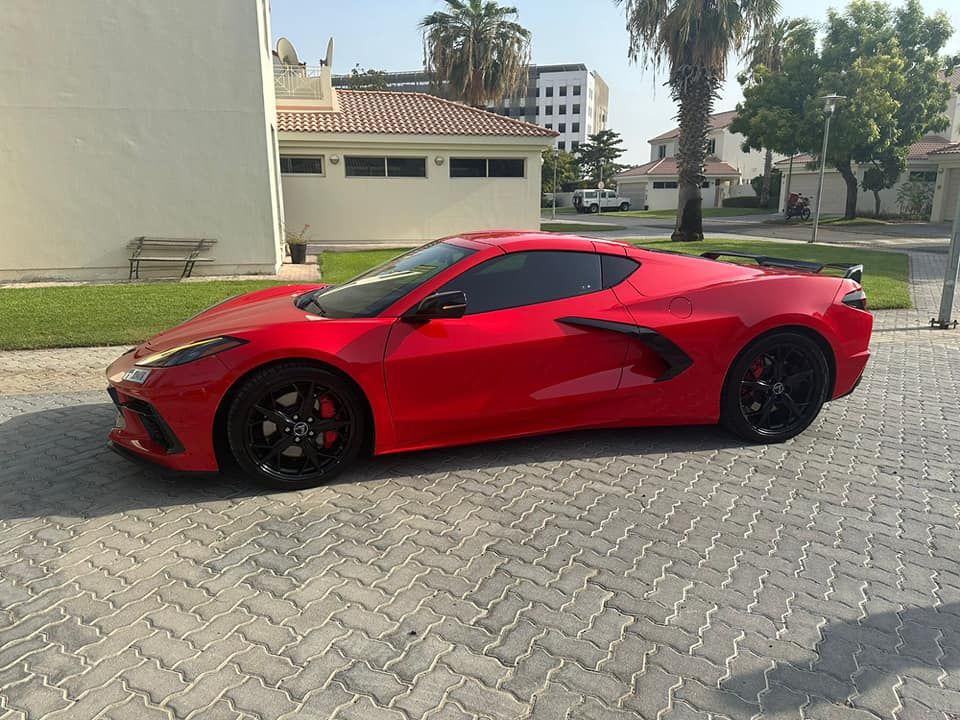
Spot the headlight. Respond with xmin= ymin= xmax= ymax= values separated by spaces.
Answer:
xmin=136 ymin=336 xmax=248 ymax=368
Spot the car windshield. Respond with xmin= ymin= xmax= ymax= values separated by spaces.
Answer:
xmin=299 ymin=241 xmax=475 ymax=318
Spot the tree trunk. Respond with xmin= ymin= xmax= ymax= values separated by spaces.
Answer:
xmin=836 ymin=160 xmax=858 ymax=219
xmin=873 ymin=191 xmax=881 ymax=217
xmin=670 ymin=66 xmax=717 ymax=242
xmin=760 ymin=148 xmax=773 ymax=207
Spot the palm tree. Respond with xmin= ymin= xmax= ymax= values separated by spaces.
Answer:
xmin=620 ymin=0 xmax=778 ymax=240
xmin=744 ymin=18 xmax=810 ymax=207
xmin=420 ymin=0 xmax=531 ymax=107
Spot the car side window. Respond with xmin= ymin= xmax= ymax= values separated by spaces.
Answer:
xmin=600 ymin=255 xmax=640 ymax=288
xmin=441 ymin=251 xmax=602 ymax=315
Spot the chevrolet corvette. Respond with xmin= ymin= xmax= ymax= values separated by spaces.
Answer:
xmin=106 ymin=231 xmax=872 ymax=489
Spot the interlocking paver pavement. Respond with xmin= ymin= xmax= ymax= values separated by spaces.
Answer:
xmin=1 ymin=251 xmax=959 ymax=719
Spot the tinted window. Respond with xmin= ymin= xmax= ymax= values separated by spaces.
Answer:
xmin=441 ymin=251 xmax=602 ymax=314
xmin=387 ymin=157 xmax=426 ymax=177
xmin=489 ymin=159 xmax=524 ymax=177
xmin=303 ymin=241 xmax=474 ymax=318
xmin=280 ymin=156 xmax=324 ymax=174
xmin=450 ymin=158 xmax=486 ymax=177
xmin=600 ymin=255 xmax=639 ymax=288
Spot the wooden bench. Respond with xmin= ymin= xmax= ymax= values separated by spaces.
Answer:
xmin=127 ymin=237 xmax=217 ymax=280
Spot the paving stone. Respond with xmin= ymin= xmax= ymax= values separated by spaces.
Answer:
xmin=2 ymin=263 xmax=959 ymax=719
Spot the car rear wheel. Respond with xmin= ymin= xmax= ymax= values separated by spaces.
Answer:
xmin=801 ymin=207 xmax=811 ymax=221
xmin=720 ymin=332 xmax=829 ymax=443
xmin=227 ymin=363 xmax=366 ymax=489
xmin=589 ymin=204 xmax=599 ymax=213
xmin=619 ymin=202 xmax=630 ymax=211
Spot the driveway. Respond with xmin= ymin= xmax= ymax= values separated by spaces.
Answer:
xmin=545 ymin=211 xmax=953 ymax=252
xmin=1 ymin=253 xmax=958 ymax=719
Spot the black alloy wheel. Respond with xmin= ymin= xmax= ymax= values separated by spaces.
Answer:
xmin=227 ymin=363 xmax=365 ymax=489
xmin=721 ymin=332 xmax=829 ymax=442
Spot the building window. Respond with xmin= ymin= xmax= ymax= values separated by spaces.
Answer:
xmin=450 ymin=158 xmax=525 ymax=178
xmin=706 ymin=139 xmax=716 ymax=155
xmin=573 ymin=85 xmax=581 ymax=96
xmin=535 ymin=87 xmax=540 ymax=97
xmin=571 ymin=140 xmax=579 ymax=150
xmin=572 ymin=122 xmax=580 ymax=133
xmin=558 ymin=141 xmax=565 ymax=151
xmin=545 ymin=106 xmax=553 ymax=115
xmin=652 ymin=181 xmax=679 ymax=189
xmin=909 ymin=170 xmax=937 ymax=182
xmin=572 ymin=104 xmax=581 ymax=115
xmin=559 ymin=86 xmax=567 ymax=96
xmin=280 ymin=156 xmax=324 ymax=175
xmin=702 ymin=181 xmax=711 ymax=188
xmin=558 ymin=123 xmax=566 ymax=133
xmin=345 ymin=156 xmax=426 ymax=177
xmin=545 ymin=86 xmax=554 ymax=97
xmin=559 ymin=104 xmax=567 ymax=115
xmin=545 ymin=123 xmax=552 ymax=130
xmin=657 ymin=144 xmax=667 ymax=159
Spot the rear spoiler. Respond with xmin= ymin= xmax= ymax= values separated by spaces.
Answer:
xmin=700 ymin=251 xmax=863 ymax=283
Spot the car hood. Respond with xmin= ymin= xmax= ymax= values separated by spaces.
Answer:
xmin=134 ymin=284 xmax=325 ymax=359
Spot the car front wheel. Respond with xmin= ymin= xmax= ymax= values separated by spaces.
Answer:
xmin=227 ymin=363 xmax=366 ymax=489
xmin=720 ymin=332 xmax=829 ymax=443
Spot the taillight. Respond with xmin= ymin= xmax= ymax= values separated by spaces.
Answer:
xmin=842 ymin=288 xmax=867 ymax=310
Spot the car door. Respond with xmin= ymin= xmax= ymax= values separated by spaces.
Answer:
xmin=382 ymin=249 xmax=637 ymax=449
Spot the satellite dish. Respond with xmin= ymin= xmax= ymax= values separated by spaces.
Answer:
xmin=277 ymin=37 xmax=300 ymax=66
xmin=321 ymin=37 xmax=334 ymax=68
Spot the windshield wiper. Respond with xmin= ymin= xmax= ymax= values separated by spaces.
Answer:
xmin=297 ymin=292 xmax=327 ymax=316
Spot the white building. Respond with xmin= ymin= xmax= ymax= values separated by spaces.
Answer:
xmin=276 ymin=51 xmax=557 ymax=245
xmin=334 ymin=64 xmax=609 ymax=153
xmin=0 ymin=0 xmax=284 ymax=282
xmin=614 ymin=110 xmax=767 ymax=210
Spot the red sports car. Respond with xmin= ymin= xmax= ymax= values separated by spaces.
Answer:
xmin=106 ymin=231 xmax=872 ymax=489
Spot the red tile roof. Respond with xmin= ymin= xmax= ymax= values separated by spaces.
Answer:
xmin=648 ymin=110 xmax=738 ymax=142
xmin=616 ymin=157 xmax=740 ymax=179
xmin=931 ymin=141 xmax=960 ymax=155
xmin=907 ymin=134 xmax=952 ymax=159
xmin=776 ymin=135 xmax=954 ymax=166
xmin=277 ymin=90 xmax=557 ymax=138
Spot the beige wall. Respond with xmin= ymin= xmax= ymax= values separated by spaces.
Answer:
xmin=0 ymin=0 xmax=283 ymax=281
xmin=932 ymin=164 xmax=960 ymax=222
xmin=279 ymin=134 xmax=550 ymax=244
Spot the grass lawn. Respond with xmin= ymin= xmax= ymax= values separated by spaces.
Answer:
xmin=318 ymin=249 xmax=405 ymax=284
xmin=619 ymin=207 xmax=773 ymax=219
xmin=541 ymin=222 xmax=626 ymax=233
xmin=0 ymin=280 xmax=287 ymax=351
xmin=631 ymin=238 xmax=910 ymax=310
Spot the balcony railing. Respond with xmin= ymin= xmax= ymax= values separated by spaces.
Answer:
xmin=274 ymin=65 xmax=327 ymax=100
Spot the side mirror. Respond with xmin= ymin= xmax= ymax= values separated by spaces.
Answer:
xmin=403 ymin=290 xmax=467 ymax=321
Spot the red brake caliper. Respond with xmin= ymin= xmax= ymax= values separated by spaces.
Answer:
xmin=319 ymin=395 xmax=338 ymax=448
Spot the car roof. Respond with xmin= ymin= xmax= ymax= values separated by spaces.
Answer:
xmin=447 ymin=230 xmax=631 ymax=253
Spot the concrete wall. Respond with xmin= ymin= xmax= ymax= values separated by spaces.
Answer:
xmin=279 ymin=134 xmax=550 ymax=244
xmin=0 ymin=0 xmax=282 ymax=281
xmin=932 ymin=164 xmax=960 ymax=222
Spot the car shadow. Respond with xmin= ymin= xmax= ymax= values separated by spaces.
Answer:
xmin=0 ymin=401 xmax=749 ymax=521
xmin=716 ymin=602 xmax=960 ymax=715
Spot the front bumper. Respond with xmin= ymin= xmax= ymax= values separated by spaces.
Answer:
xmin=106 ymin=350 xmax=230 ymax=472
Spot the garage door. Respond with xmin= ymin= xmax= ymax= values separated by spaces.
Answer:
xmin=944 ymin=168 xmax=960 ymax=222
xmin=785 ymin=171 xmax=849 ymax=215
xmin=617 ymin=180 xmax=647 ymax=210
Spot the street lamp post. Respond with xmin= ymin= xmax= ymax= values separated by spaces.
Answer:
xmin=552 ymin=147 xmax=558 ymax=221
xmin=811 ymin=94 xmax=845 ymax=244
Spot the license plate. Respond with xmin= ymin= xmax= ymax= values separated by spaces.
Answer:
xmin=122 ymin=368 xmax=151 ymax=384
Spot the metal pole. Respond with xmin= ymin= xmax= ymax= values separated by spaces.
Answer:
xmin=784 ymin=154 xmax=794 ymax=213
xmin=552 ymin=148 xmax=558 ymax=220
xmin=932 ymin=187 xmax=960 ymax=329
xmin=811 ymin=111 xmax=832 ymax=244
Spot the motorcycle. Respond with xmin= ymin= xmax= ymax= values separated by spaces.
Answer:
xmin=785 ymin=192 xmax=811 ymax=221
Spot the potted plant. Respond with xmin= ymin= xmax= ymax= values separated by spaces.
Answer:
xmin=286 ymin=224 xmax=310 ymax=264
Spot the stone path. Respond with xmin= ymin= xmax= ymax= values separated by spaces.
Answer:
xmin=0 ymin=251 xmax=958 ymax=719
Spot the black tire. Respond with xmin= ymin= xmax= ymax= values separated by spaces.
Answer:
xmin=619 ymin=202 xmax=630 ymax=212
xmin=227 ymin=362 xmax=366 ymax=489
xmin=720 ymin=331 xmax=829 ymax=443
xmin=801 ymin=207 xmax=811 ymax=221
xmin=589 ymin=204 xmax=599 ymax=214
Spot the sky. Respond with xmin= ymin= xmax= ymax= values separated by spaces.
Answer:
xmin=271 ymin=0 xmax=960 ymax=165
